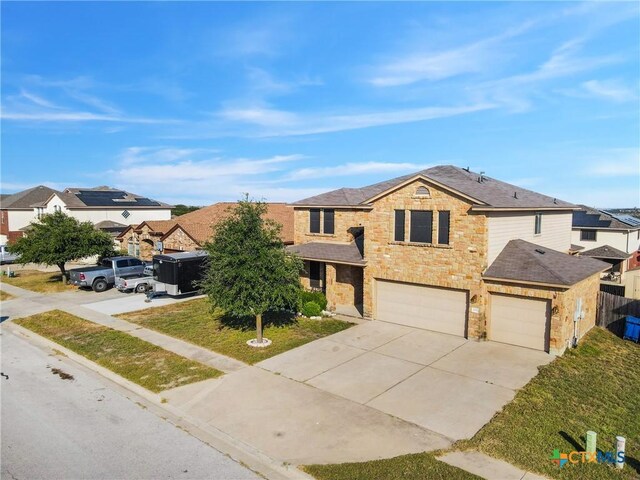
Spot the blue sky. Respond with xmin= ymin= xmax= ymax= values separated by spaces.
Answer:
xmin=2 ymin=1 xmax=639 ymax=207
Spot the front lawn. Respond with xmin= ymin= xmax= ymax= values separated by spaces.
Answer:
xmin=462 ymin=327 xmax=640 ymax=479
xmin=303 ymin=452 xmax=481 ymax=480
xmin=118 ymin=298 xmax=353 ymax=364
xmin=2 ymin=270 xmax=75 ymax=293
xmin=16 ymin=310 xmax=222 ymax=392
xmin=0 ymin=290 xmax=14 ymax=301
xmin=302 ymin=328 xmax=639 ymax=480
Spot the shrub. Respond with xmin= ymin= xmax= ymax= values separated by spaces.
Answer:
xmin=299 ymin=290 xmax=327 ymax=311
xmin=301 ymin=301 xmax=322 ymax=317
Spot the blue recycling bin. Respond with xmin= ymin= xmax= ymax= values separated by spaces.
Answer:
xmin=624 ymin=316 xmax=640 ymax=343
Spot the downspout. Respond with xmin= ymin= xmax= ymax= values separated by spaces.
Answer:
xmin=572 ymin=297 xmax=583 ymax=348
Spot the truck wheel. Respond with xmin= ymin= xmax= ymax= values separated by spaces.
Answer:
xmin=135 ymin=284 xmax=148 ymax=294
xmin=92 ymin=279 xmax=108 ymax=293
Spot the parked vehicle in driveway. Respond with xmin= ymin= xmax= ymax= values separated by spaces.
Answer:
xmin=69 ymin=256 xmax=147 ymax=292
xmin=115 ymin=265 xmax=154 ymax=293
xmin=0 ymin=245 xmax=19 ymax=265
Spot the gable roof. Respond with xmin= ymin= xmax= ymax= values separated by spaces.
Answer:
xmin=176 ymin=202 xmax=294 ymax=244
xmin=572 ymin=205 xmax=640 ymax=230
xmin=135 ymin=220 xmax=178 ymax=234
xmin=580 ymin=244 xmax=630 ymax=260
xmin=0 ymin=185 xmax=60 ymax=209
xmin=294 ymin=165 xmax=575 ymax=210
xmin=483 ymin=239 xmax=609 ymax=287
xmin=59 ymin=187 xmax=172 ymax=209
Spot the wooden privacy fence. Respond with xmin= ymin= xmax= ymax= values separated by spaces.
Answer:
xmin=597 ymin=291 xmax=640 ymax=337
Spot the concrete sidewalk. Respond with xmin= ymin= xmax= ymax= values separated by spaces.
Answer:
xmin=438 ymin=451 xmax=549 ymax=480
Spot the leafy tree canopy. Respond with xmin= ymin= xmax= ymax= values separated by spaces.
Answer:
xmin=171 ymin=204 xmax=201 ymax=216
xmin=201 ymin=198 xmax=302 ymax=342
xmin=11 ymin=211 xmax=115 ymax=280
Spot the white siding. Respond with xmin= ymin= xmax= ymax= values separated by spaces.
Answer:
xmin=487 ymin=211 xmax=572 ymax=264
xmin=571 ymin=229 xmax=637 ymax=254
xmin=68 ymin=208 xmax=172 ymax=225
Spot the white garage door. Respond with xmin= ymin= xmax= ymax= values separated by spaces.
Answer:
xmin=489 ymin=294 xmax=550 ymax=351
xmin=375 ymin=280 xmax=467 ymax=336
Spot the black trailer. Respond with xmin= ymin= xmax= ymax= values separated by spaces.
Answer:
xmin=149 ymin=251 xmax=208 ymax=297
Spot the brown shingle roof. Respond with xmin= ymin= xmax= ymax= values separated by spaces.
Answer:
xmin=0 ymin=185 xmax=60 ymax=209
xmin=136 ymin=220 xmax=178 ymax=234
xmin=286 ymin=242 xmax=366 ymax=266
xmin=177 ymin=202 xmax=294 ymax=244
xmin=572 ymin=205 xmax=640 ymax=230
xmin=484 ymin=239 xmax=609 ymax=287
xmin=294 ymin=165 xmax=575 ymax=210
xmin=580 ymin=245 xmax=630 ymax=260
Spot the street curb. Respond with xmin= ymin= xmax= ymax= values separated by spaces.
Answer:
xmin=4 ymin=323 xmax=314 ymax=480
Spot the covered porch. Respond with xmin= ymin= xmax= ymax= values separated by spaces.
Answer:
xmin=287 ymin=242 xmax=366 ymax=317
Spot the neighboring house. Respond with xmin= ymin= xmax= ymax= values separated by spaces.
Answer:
xmin=572 ymin=205 xmax=640 ymax=268
xmin=0 ymin=185 xmax=172 ymax=244
xmin=118 ymin=202 xmax=294 ymax=260
xmin=288 ymin=165 xmax=608 ymax=355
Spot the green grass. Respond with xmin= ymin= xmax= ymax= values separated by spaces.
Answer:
xmin=460 ymin=327 xmax=640 ymax=479
xmin=118 ymin=298 xmax=353 ymax=364
xmin=303 ymin=452 xmax=481 ymax=480
xmin=16 ymin=310 xmax=222 ymax=393
xmin=0 ymin=290 xmax=14 ymax=301
xmin=2 ymin=270 xmax=75 ymax=293
xmin=302 ymin=328 xmax=639 ymax=480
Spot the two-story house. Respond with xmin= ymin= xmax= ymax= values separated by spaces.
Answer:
xmin=289 ymin=165 xmax=608 ymax=355
xmin=0 ymin=185 xmax=172 ymax=244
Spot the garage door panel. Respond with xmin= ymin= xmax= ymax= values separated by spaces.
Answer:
xmin=490 ymin=294 xmax=549 ymax=351
xmin=376 ymin=280 xmax=467 ymax=336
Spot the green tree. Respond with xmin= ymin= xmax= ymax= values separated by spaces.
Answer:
xmin=11 ymin=211 xmax=115 ymax=282
xmin=201 ymin=198 xmax=302 ymax=345
xmin=171 ymin=204 xmax=201 ymax=216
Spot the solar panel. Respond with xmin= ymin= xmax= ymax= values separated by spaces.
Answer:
xmin=76 ymin=190 xmax=161 ymax=207
xmin=606 ymin=212 xmax=640 ymax=227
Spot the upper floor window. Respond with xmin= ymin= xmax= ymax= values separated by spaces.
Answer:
xmin=323 ymin=209 xmax=335 ymax=235
xmin=53 ymin=205 xmax=62 ymax=213
xmin=310 ymin=209 xmax=321 ymax=233
xmin=414 ymin=186 xmax=430 ymax=197
xmin=410 ymin=210 xmax=433 ymax=243
xmin=534 ymin=213 xmax=542 ymax=235
xmin=580 ymin=229 xmax=597 ymax=241
xmin=438 ymin=211 xmax=450 ymax=245
xmin=394 ymin=210 xmax=405 ymax=242
xmin=309 ymin=208 xmax=335 ymax=234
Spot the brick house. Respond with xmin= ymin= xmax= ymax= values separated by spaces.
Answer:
xmin=288 ymin=166 xmax=608 ymax=355
xmin=119 ymin=203 xmax=294 ymax=261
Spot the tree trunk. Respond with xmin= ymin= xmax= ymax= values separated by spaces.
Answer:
xmin=256 ymin=313 xmax=263 ymax=344
xmin=57 ymin=262 xmax=68 ymax=284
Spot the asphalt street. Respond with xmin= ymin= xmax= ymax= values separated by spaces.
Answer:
xmin=1 ymin=327 xmax=260 ymax=480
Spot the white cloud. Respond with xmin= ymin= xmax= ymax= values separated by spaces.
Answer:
xmin=582 ymin=148 xmax=639 ymax=177
xmin=581 ymin=79 xmax=638 ymax=102
xmin=288 ymin=161 xmax=431 ymax=180
xmin=1 ymin=110 xmax=172 ymax=124
xmin=217 ymin=102 xmax=494 ymax=137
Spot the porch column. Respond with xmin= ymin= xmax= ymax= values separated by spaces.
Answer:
xmin=325 ymin=263 xmax=337 ymax=311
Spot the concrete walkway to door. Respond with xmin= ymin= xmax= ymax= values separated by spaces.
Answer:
xmin=258 ymin=320 xmax=553 ymax=441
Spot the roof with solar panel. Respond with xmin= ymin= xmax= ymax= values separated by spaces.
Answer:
xmin=48 ymin=186 xmax=172 ymax=209
xmin=573 ymin=205 xmax=640 ymax=230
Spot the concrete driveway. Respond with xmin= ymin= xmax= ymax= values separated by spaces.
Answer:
xmin=258 ymin=321 xmax=553 ymax=441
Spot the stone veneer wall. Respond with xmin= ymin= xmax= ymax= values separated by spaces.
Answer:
xmin=293 ymin=208 xmax=368 ymax=244
xmin=162 ymin=228 xmax=200 ymax=253
xmin=363 ymin=179 xmax=488 ymax=338
xmin=326 ymin=264 xmax=363 ymax=310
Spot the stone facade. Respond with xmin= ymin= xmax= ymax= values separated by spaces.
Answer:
xmin=162 ymin=227 xmax=200 ymax=253
xmin=363 ymin=179 xmax=488 ymax=338
xmin=293 ymin=177 xmax=602 ymax=354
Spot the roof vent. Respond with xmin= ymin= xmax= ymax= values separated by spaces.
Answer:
xmin=535 ymin=248 xmax=546 ymax=255
xmin=463 ymin=166 xmax=470 ymax=172
xmin=553 ymin=198 xmax=557 ymax=204
xmin=513 ymin=191 xmax=518 ymax=199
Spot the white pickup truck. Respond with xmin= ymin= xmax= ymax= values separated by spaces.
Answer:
xmin=115 ymin=265 xmax=155 ymax=293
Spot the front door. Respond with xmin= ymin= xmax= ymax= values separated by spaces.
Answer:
xmin=309 ymin=261 xmax=326 ymax=293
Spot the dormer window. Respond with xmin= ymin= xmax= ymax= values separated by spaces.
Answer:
xmin=415 ymin=186 xmax=430 ymax=197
